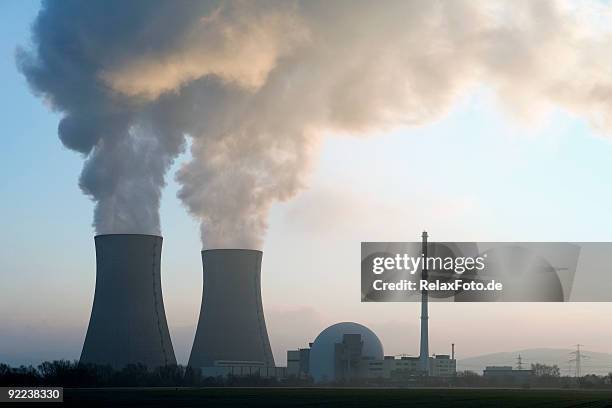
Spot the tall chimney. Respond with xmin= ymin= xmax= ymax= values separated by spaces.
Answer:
xmin=80 ymin=234 xmax=176 ymax=369
xmin=418 ymin=231 xmax=429 ymax=375
xmin=188 ymin=249 xmax=275 ymax=368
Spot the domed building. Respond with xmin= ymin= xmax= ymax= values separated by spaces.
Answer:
xmin=308 ymin=322 xmax=384 ymax=382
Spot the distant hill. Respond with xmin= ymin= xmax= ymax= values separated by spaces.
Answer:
xmin=458 ymin=348 xmax=612 ymax=376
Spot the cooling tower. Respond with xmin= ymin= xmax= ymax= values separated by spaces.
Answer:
xmin=188 ymin=249 xmax=275 ymax=368
xmin=80 ymin=234 xmax=176 ymax=369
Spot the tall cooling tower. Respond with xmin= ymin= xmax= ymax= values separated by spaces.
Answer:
xmin=80 ymin=234 xmax=176 ymax=369
xmin=188 ymin=249 xmax=275 ymax=368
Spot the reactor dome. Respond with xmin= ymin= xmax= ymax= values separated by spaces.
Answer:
xmin=309 ymin=322 xmax=384 ymax=382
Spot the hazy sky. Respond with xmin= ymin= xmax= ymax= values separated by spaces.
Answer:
xmin=1 ymin=1 xmax=612 ymax=374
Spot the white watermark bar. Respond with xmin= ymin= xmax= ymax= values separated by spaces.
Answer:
xmin=362 ymin=242 xmax=612 ymax=302
xmin=0 ymin=387 xmax=63 ymax=403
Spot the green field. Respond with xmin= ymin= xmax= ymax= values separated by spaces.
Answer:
xmin=63 ymin=387 xmax=612 ymax=407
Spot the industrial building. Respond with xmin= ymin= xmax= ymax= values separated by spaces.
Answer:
xmin=284 ymin=232 xmax=456 ymax=383
xmin=188 ymin=249 xmax=275 ymax=373
xmin=199 ymin=361 xmax=286 ymax=378
xmin=287 ymin=348 xmax=311 ymax=379
xmin=361 ymin=354 xmax=456 ymax=379
xmin=287 ymin=321 xmax=456 ymax=382
xmin=483 ymin=366 xmax=533 ymax=382
xmin=307 ymin=322 xmax=384 ymax=382
xmin=80 ymin=234 xmax=177 ymax=369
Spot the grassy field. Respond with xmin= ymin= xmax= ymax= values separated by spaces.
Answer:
xmin=62 ymin=387 xmax=612 ymax=407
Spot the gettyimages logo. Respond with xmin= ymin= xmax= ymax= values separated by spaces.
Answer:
xmin=361 ymin=238 xmax=612 ymax=302
xmin=371 ymin=253 xmax=487 ymax=275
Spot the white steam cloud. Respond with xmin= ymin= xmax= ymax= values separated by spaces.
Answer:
xmin=19 ymin=0 xmax=612 ymax=248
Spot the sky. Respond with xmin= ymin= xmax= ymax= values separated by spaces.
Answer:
xmin=1 ymin=0 xmax=612 ymax=373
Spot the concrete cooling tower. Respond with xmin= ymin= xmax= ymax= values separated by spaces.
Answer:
xmin=80 ymin=234 xmax=176 ymax=369
xmin=188 ymin=249 xmax=275 ymax=368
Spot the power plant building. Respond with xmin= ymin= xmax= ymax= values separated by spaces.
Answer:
xmin=189 ymin=249 xmax=275 ymax=372
xmin=80 ymin=234 xmax=176 ymax=369
xmin=199 ymin=361 xmax=287 ymax=379
xmin=287 ymin=322 xmax=456 ymax=382
xmin=483 ymin=366 xmax=533 ymax=383
xmin=361 ymin=354 xmax=456 ymax=379
xmin=307 ymin=322 xmax=384 ymax=382
xmin=284 ymin=233 xmax=456 ymax=383
xmin=287 ymin=348 xmax=311 ymax=379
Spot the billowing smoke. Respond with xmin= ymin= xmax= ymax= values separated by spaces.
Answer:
xmin=19 ymin=0 xmax=612 ymax=247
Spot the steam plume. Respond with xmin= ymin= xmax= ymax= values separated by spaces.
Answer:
xmin=19 ymin=0 xmax=612 ymax=247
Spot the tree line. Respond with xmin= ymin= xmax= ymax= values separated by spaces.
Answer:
xmin=0 ymin=361 xmax=294 ymax=387
xmin=1 ymin=360 xmax=611 ymax=389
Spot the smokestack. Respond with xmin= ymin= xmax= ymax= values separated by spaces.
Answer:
xmin=452 ymin=343 xmax=455 ymax=360
xmin=419 ymin=231 xmax=429 ymax=375
xmin=80 ymin=234 xmax=176 ymax=369
xmin=188 ymin=249 xmax=274 ymax=368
